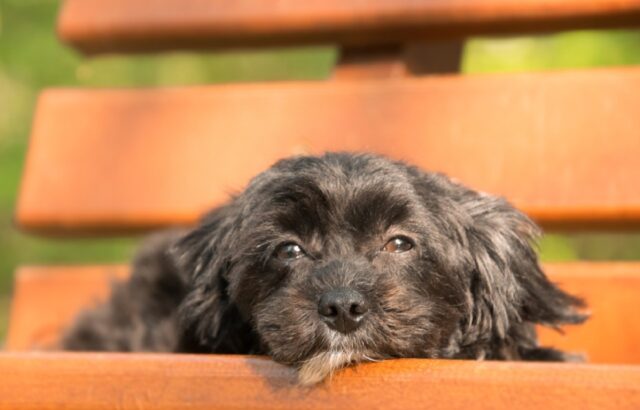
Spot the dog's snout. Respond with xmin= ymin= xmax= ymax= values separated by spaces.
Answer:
xmin=318 ymin=288 xmax=368 ymax=334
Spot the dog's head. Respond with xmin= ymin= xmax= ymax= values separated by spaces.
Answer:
xmin=174 ymin=152 xmax=585 ymax=384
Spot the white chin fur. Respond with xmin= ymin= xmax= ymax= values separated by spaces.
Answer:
xmin=297 ymin=351 xmax=362 ymax=386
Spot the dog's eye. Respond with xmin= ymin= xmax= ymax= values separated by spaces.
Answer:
xmin=382 ymin=236 xmax=414 ymax=253
xmin=275 ymin=242 xmax=306 ymax=261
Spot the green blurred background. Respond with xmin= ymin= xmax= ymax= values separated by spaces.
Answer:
xmin=1 ymin=0 xmax=640 ymax=342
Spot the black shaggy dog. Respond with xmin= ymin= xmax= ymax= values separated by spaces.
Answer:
xmin=63 ymin=152 xmax=586 ymax=384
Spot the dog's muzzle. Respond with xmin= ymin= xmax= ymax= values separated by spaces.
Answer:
xmin=317 ymin=288 xmax=369 ymax=334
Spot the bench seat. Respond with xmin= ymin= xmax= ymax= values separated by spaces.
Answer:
xmin=6 ymin=263 xmax=640 ymax=365
xmin=1 ymin=353 xmax=639 ymax=410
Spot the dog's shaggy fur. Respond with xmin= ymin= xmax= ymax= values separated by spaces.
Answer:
xmin=62 ymin=152 xmax=586 ymax=384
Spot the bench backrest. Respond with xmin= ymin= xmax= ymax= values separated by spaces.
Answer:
xmin=15 ymin=0 xmax=640 ymax=234
xmin=17 ymin=70 xmax=640 ymax=234
xmin=59 ymin=0 xmax=640 ymax=54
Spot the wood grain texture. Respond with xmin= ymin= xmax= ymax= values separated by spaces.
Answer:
xmin=537 ymin=263 xmax=640 ymax=364
xmin=58 ymin=0 xmax=640 ymax=54
xmin=17 ymin=68 xmax=640 ymax=234
xmin=6 ymin=263 xmax=640 ymax=365
xmin=5 ymin=266 xmax=129 ymax=351
xmin=0 ymin=353 xmax=639 ymax=410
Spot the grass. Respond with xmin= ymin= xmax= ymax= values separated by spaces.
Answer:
xmin=464 ymin=30 xmax=640 ymax=73
xmin=0 ymin=296 xmax=9 ymax=341
xmin=1 ymin=0 xmax=640 ymax=340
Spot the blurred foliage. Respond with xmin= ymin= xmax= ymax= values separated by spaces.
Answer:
xmin=464 ymin=30 xmax=640 ymax=72
xmin=1 ymin=0 xmax=640 ymax=340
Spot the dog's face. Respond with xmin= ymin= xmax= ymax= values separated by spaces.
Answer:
xmin=175 ymin=153 xmax=584 ymax=384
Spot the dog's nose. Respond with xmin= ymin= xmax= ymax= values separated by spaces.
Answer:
xmin=318 ymin=288 xmax=369 ymax=334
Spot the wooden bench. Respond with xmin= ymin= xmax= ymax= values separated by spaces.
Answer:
xmin=3 ymin=0 xmax=640 ymax=408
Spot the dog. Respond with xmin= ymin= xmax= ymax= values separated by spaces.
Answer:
xmin=62 ymin=152 xmax=587 ymax=385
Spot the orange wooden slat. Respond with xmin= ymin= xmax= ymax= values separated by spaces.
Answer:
xmin=58 ymin=0 xmax=640 ymax=54
xmin=6 ymin=263 xmax=640 ymax=365
xmin=0 ymin=353 xmax=640 ymax=410
xmin=17 ymin=68 xmax=640 ymax=234
xmin=0 ymin=353 xmax=639 ymax=410
xmin=537 ymin=263 xmax=640 ymax=364
xmin=4 ymin=266 xmax=129 ymax=351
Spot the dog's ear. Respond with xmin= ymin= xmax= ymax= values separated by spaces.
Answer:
xmin=171 ymin=202 xmax=240 ymax=350
xmin=457 ymin=188 xmax=587 ymax=342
